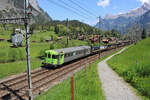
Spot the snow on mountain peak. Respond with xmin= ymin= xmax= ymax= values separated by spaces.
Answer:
xmin=104 ymin=2 xmax=150 ymax=20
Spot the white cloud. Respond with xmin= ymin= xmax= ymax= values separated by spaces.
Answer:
xmin=137 ymin=0 xmax=150 ymax=4
xmin=97 ymin=0 xmax=110 ymax=8
xmin=118 ymin=12 xmax=124 ymax=15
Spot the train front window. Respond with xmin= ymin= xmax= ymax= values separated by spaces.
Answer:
xmin=48 ymin=53 xmax=51 ymax=58
xmin=52 ymin=55 xmax=58 ymax=59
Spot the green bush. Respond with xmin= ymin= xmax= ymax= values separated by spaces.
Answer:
xmin=18 ymin=48 xmax=26 ymax=60
xmin=135 ymin=77 xmax=150 ymax=98
xmin=135 ymin=64 xmax=150 ymax=77
xmin=8 ymin=48 xmax=25 ymax=62
xmin=8 ymin=49 xmax=19 ymax=62
xmin=0 ymin=51 xmax=8 ymax=63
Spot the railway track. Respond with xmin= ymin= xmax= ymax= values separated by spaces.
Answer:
xmin=0 ymin=47 xmax=123 ymax=100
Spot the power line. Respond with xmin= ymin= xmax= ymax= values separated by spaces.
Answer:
xmin=68 ymin=0 xmax=96 ymax=17
xmin=74 ymin=0 xmax=98 ymax=16
xmin=48 ymin=0 xmax=90 ymax=19
xmin=59 ymin=0 xmax=95 ymax=18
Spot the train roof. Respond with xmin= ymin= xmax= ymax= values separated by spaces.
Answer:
xmin=54 ymin=46 xmax=91 ymax=54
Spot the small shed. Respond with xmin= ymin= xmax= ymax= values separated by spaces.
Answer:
xmin=11 ymin=29 xmax=24 ymax=47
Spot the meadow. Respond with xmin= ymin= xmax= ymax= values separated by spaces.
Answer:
xmin=107 ymin=37 xmax=150 ymax=100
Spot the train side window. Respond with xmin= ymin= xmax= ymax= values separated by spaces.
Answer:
xmin=67 ymin=53 xmax=69 ymax=57
xmin=52 ymin=55 xmax=58 ymax=59
xmin=76 ymin=51 xmax=78 ymax=55
xmin=70 ymin=53 xmax=72 ymax=56
xmin=48 ymin=53 xmax=51 ymax=58
xmin=68 ymin=53 xmax=70 ymax=57
xmin=66 ymin=53 xmax=68 ymax=57
xmin=82 ymin=50 xmax=84 ymax=53
xmin=73 ymin=52 xmax=76 ymax=56
xmin=79 ymin=51 xmax=80 ymax=54
xmin=65 ymin=54 xmax=67 ymax=57
xmin=76 ymin=51 xmax=78 ymax=54
xmin=79 ymin=51 xmax=81 ymax=54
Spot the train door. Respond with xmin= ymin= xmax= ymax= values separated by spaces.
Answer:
xmin=48 ymin=53 xmax=51 ymax=64
xmin=59 ymin=53 xmax=64 ymax=65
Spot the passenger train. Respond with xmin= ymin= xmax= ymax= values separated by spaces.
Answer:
xmin=42 ymin=41 xmax=130 ymax=67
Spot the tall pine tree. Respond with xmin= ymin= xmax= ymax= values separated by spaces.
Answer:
xmin=141 ymin=28 xmax=147 ymax=39
xmin=54 ymin=25 xmax=59 ymax=34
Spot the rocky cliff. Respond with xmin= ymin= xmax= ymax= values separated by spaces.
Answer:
xmin=0 ymin=0 xmax=52 ymax=24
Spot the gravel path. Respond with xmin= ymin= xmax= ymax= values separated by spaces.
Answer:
xmin=98 ymin=48 xmax=141 ymax=100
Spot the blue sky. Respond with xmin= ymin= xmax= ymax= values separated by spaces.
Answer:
xmin=37 ymin=0 xmax=149 ymax=25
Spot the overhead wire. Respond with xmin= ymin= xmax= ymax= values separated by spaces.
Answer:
xmin=68 ymin=0 xmax=96 ymax=17
xmin=59 ymin=0 xmax=95 ymax=18
xmin=47 ymin=0 xmax=90 ymax=19
xmin=74 ymin=0 xmax=99 ymax=17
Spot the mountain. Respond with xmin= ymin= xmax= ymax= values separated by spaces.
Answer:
xmin=96 ymin=3 xmax=150 ymax=33
xmin=0 ymin=0 xmax=52 ymax=24
xmin=139 ymin=10 xmax=150 ymax=25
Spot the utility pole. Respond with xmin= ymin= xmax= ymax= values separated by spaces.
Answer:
xmin=0 ymin=1 xmax=33 ymax=99
xmin=98 ymin=16 xmax=101 ymax=58
xmin=24 ymin=0 xmax=33 ymax=100
xmin=66 ymin=18 xmax=69 ymax=47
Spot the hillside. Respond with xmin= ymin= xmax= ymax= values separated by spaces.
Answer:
xmin=0 ymin=0 xmax=52 ymax=24
xmin=107 ymin=38 xmax=150 ymax=99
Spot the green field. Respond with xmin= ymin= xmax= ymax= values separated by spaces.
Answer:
xmin=0 ymin=30 xmax=89 ymax=80
xmin=107 ymin=37 xmax=150 ymax=100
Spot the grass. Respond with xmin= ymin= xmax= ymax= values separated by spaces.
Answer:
xmin=35 ymin=49 xmax=121 ymax=100
xmin=0 ymin=58 xmax=42 ymax=79
xmin=107 ymin=37 xmax=150 ymax=100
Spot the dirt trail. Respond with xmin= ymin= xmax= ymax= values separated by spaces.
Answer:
xmin=98 ymin=48 xmax=141 ymax=100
